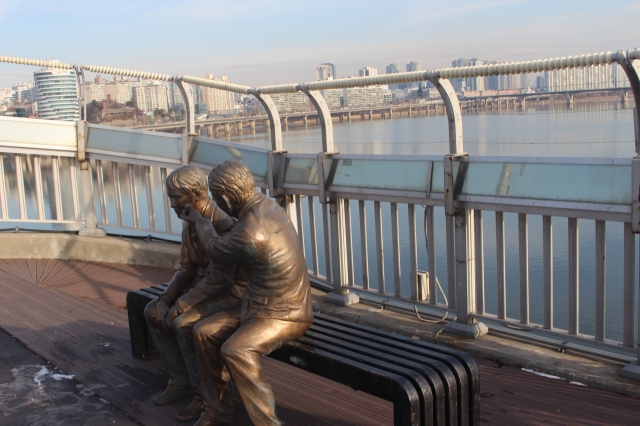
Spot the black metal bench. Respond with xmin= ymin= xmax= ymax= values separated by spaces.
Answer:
xmin=127 ymin=285 xmax=480 ymax=426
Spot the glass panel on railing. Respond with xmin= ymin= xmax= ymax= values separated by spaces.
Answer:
xmin=87 ymin=127 xmax=182 ymax=162
xmin=458 ymin=162 xmax=631 ymax=205
xmin=0 ymin=116 xmax=77 ymax=150
xmin=324 ymin=159 xmax=431 ymax=192
xmin=284 ymin=158 xmax=318 ymax=185
xmin=190 ymin=141 xmax=268 ymax=179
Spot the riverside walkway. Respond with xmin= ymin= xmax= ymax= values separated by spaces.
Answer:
xmin=0 ymin=257 xmax=639 ymax=426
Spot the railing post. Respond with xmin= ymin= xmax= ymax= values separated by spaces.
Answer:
xmin=301 ymin=88 xmax=358 ymax=306
xmin=432 ymin=77 xmax=487 ymax=338
xmin=619 ymin=49 xmax=640 ymax=379
xmin=76 ymin=120 xmax=106 ymax=237
xmin=174 ymin=78 xmax=196 ymax=165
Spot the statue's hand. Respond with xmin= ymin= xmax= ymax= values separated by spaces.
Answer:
xmin=156 ymin=298 xmax=171 ymax=322
xmin=180 ymin=204 xmax=201 ymax=225
xmin=165 ymin=305 xmax=181 ymax=330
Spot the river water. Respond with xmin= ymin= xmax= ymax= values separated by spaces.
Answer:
xmin=226 ymin=99 xmax=638 ymax=342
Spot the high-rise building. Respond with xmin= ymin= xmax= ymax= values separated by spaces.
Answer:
xmin=85 ymin=83 xmax=106 ymax=104
xmin=452 ymin=58 xmax=485 ymax=91
xmin=544 ymin=64 xmax=614 ymax=92
xmin=33 ymin=67 xmax=80 ymax=121
xmin=316 ymin=63 xmax=336 ymax=81
xmin=386 ymin=64 xmax=401 ymax=90
xmin=105 ymin=80 xmax=132 ymax=104
xmin=321 ymin=89 xmax=342 ymax=109
xmin=386 ymin=63 xmax=400 ymax=74
xmin=132 ymin=84 xmax=169 ymax=112
xmin=201 ymin=75 xmax=235 ymax=114
xmin=270 ymin=92 xmax=312 ymax=113
xmin=342 ymin=86 xmax=384 ymax=108
xmin=359 ymin=67 xmax=378 ymax=77
xmin=406 ymin=62 xmax=421 ymax=72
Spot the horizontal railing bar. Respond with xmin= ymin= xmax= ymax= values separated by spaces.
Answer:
xmin=2 ymin=48 xmax=637 ymax=94
xmin=88 ymin=123 xmax=182 ymax=139
xmin=0 ymin=219 xmax=81 ymax=224
xmin=328 ymin=153 xmax=443 ymax=162
xmin=464 ymin=155 xmax=632 ymax=166
xmin=0 ymin=144 xmax=77 ymax=157
xmin=86 ymin=149 xmax=182 ymax=166
xmin=192 ymin=136 xmax=271 ymax=154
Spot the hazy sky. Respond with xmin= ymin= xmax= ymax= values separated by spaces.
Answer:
xmin=0 ymin=0 xmax=638 ymax=87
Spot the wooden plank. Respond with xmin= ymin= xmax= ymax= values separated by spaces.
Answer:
xmin=0 ymin=263 xmax=395 ymax=426
xmin=0 ymin=302 xmax=177 ymax=426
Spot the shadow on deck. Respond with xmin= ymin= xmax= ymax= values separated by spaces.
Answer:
xmin=0 ymin=259 xmax=639 ymax=425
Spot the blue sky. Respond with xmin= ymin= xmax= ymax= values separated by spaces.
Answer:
xmin=0 ymin=0 xmax=638 ymax=87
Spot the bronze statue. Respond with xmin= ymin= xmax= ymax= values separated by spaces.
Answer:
xmin=180 ymin=160 xmax=313 ymax=426
xmin=144 ymin=165 xmax=245 ymax=422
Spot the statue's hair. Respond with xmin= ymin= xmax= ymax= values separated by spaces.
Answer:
xmin=208 ymin=160 xmax=256 ymax=207
xmin=165 ymin=166 xmax=208 ymax=198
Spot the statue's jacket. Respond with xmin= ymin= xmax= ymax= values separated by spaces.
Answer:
xmin=162 ymin=199 xmax=246 ymax=312
xmin=196 ymin=193 xmax=313 ymax=324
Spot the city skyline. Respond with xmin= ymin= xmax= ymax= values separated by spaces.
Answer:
xmin=0 ymin=0 xmax=638 ymax=88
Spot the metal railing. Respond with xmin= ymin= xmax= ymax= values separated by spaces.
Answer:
xmin=1 ymin=46 xmax=640 ymax=377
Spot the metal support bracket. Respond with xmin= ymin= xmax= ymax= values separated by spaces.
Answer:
xmin=174 ymin=77 xmax=196 ymax=136
xmin=300 ymin=88 xmax=335 ymax=153
xmin=252 ymin=92 xmax=283 ymax=151
xmin=427 ymin=76 xmax=464 ymax=154
xmin=614 ymin=51 xmax=640 ymax=156
xmin=443 ymin=153 xmax=468 ymax=216
xmin=268 ymin=150 xmax=288 ymax=197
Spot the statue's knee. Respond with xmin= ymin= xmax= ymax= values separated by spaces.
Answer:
xmin=220 ymin=341 xmax=242 ymax=363
xmin=172 ymin=314 xmax=190 ymax=334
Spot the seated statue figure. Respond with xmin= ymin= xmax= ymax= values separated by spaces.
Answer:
xmin=144 ymin=165 xmax=245 ymax=422
xmin=180 ymin=160 xmax=313 ymax=426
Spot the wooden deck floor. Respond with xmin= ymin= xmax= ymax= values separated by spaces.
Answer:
xmin=1 ymin=259 xmax=639 ymax=425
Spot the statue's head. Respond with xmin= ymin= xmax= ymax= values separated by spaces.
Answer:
xmin=166 ymin=166 xmax=209 ymax=217
xmin=208 ymin=160 xmax=257 ymax=217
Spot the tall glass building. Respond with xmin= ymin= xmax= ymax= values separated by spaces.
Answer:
xmin=34 ymin=67 xmax=80 ymax=121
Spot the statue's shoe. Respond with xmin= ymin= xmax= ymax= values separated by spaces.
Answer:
xmin=175 ymin=398 xmax=203 ymax=422
xmin=153 ymin=385 xmax=193 ymax=405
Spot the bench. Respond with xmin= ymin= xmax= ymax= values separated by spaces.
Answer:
xmin=127 ymin=285 xmax=480 ymax=426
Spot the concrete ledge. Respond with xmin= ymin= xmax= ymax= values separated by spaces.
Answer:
xmin=310 ymin=288 xmax=640 ymax=399
xmin=0 ymin=233 xmax=180 ymax=268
